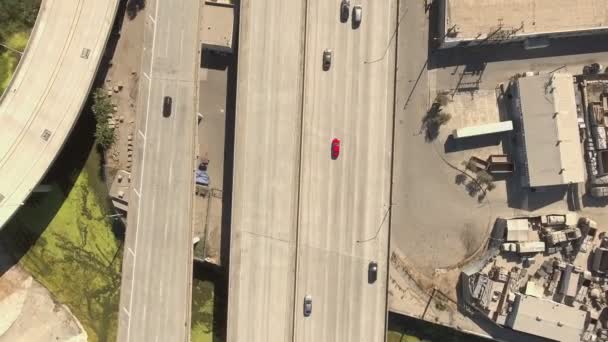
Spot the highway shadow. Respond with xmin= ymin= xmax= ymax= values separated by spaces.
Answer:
xmin=201 ymin=50 xmax=230 ymax=71
xmin=212 ymin=1 xmax=240 ymax=340
xmin=0 ymin=96 xmax=98 ymax=276
xmin=388 ymin=310 xmax=490 ymax=341
xmin=193 ymin=260 xmax=227 ymax=341
xmin=0 ymin=0 xmax=133 ymax=276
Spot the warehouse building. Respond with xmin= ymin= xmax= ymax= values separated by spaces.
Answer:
xmin=511 ymin=73 xmax=585 ymax=188
xmin=437 ymin=0 xmax=608 ymax=48
xmin=505 ymin=294 xmax=588 ymax=342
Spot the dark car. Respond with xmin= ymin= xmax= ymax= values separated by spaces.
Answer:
xmin=331 ymin=138 xmax=340 ymax=159
xmin=303 ymin=295 xmax=312 ymax=317
xmin=368 ymin=261 xmax=378 ymax=283
xmin=340 ymin=0 xmax=350 ymax=22
xmin=162 ymin=96 xmax=172 ymax=117
xmin=323 ymin=49 xmax=333 ymax=71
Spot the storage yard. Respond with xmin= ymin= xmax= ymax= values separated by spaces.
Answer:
xmin=462 ymin=214 xmax=608 ymax=341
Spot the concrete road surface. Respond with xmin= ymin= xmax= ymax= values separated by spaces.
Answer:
xmin=228 ymin=0 xmax=396 ymax=341
xmin=0 ymin=0 xmax=118 ymax=228
xmin=227 ymin=0 xmax=306 ymax=340
xmin=117 ymin=0 xmax=199 ymax=340
xmin=293 ymin=0 xmax=396 ymax=341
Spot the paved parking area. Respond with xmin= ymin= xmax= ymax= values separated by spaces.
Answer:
xmin=193 ymin=58 xmax=230 ymax=264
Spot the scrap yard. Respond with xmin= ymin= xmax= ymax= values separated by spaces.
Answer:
xmin=463 ymin=214 xmax=607 ymax=341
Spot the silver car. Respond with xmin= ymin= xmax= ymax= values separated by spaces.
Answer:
xmin=303 ymin=295 xmax=312 ymax=317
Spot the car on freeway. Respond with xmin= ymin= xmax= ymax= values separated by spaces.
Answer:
xmin=162 ymin=96 xmax=172 ymax=117
xmin=352 ymin=5 xmax=362 ymax=27
xmin=331 ymin=138 xmax=340 ymax=159
xmin=304 ymin=295 xmax=312 ymax=317
xmin=340 ymin=0 xmax=350 ymax=22
xmin=368 ymin=261 xmax=378 ymax=283
xmin=323 ymin=49 xmax=332 ymax=71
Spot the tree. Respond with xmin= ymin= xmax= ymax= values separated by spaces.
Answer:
xmin=91 ymin=88 xmax=115 ymax=149
xmin=422 ymin=102 xmax=452 ymax=142
xmin=92 ymin=88 xmax=113 ymax=121
xmin=95 ymin=123 xmax=115 ymax=150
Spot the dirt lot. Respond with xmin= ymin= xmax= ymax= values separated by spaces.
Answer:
xmin=0 ymin=263 xmax=86 ymax=341
xmin=102 ymin=10 xmax=145 ymax=177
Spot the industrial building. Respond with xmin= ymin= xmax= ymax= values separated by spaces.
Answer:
xmin=511 ymin=73 xmax=585 ymax=188
xmin=437 ymin=0 xmax=608 ymax=48
xmin=505 ymin=294 xmax=588 ymax=342
xmin=459 ymin=215 xmax=608 ymax=342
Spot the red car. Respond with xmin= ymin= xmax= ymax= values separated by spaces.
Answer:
xmin=331 ymin=138 xmax=340 ymax=159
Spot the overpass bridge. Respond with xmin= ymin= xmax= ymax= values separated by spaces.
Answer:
xmin=0 ymin=0 xmax=119 ymax=228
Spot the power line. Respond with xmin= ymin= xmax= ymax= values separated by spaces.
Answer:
xmin=0 ymin=43 xmax=24 ymax=55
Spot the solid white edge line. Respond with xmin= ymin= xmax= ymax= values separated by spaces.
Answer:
xmin=125 ymin=0 xmax=160 ymax=340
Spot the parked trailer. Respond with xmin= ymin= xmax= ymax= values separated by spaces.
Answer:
xmin=453 ymin=121 xmax=513 ymax=139
xmin=517 ymin=241 xmax=546 ymax=254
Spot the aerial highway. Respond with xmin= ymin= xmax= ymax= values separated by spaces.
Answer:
xmin=227 ymin=0 xmax=306 ymax=340
xmin=293 ymin=0 xmax=396 ymax=341
xmin=228 ymin=0 xmax=396 ymax=341
xmin=0 ymin=0 xmax=118 ymax=229
xmin=116 ymin=0 xmax=199 ymax=340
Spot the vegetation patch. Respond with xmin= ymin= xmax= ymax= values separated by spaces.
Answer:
xmin=387 ymin=331 xmax=422 ymax=342
xmin=1 ymin=151 xmax=122 ymax=342
xmin=0 ymin=0 xmax=40 ymax=94
xmin=0 ymin=51 xmax=18 ymax=93
xmin=92 ymin=88 xmax=116 ymax=149
xmin=191 ymin=279 xmax=217 ymax=342
xmin=388 ymin=312 xmax=488 ymax=342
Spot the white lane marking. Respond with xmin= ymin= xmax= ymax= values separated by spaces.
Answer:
xmin=159 ymin=278 xmax=163 ymax=303
xmin=122 ymin=307 xmax=130 ymax=316
xmin=142 ymin=72 xmax=151 ymax=81
xmin=139 ymin=130 xmax=146 ymax=139
xmin=133 ymin=188 xmax=141 ymax=198
xmin=141 ymin=303 xmax=147 ymax=329
xmin=168 ymin=160 xmax=173 ymax=185
xmin=127 ymin=0 xmax=160 ymax=340
xmin=179 ymin=30 xmax=184 ymax=63
xmin=148 ymin=14 xmax=155 ymax=24
xmin=128 ymin=247 xmax=136 ymax=257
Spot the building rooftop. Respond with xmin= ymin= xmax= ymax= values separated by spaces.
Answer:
xmin=506 ymin=294 xmax=587 ymax=342
xmin=506 ymin=219 xmax=537 ymax=242
xmin=517 ymin=73 xmax=585 ymax=187
xmin=109 ymin=170 xmax=131 ymax=213
xmin=201 ymin=2 xmax=234 ymax=53
xmin=445 ymin=0 xmax=608 ymax=40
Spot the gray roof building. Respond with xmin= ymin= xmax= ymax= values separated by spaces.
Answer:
xmin=505 ymin=293 xmax=587 ymax=341
xmin=513 ymin=73 xmax=585 ymax=187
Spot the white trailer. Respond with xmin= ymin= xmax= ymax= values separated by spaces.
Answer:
xmin=517 ymin=241 xmax=546 ymax=254
xmin=453 ymin=121 xmax=513 ymax=139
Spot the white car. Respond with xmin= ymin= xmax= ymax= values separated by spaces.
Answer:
xmin=352 ymin=5 xmax=362 ymax=27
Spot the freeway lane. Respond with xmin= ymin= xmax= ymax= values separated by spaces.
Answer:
xmin=294 ymin=0 xmax=397 ymax=341
xmin=117 ymin=0 xmax=199 ymax=340
xmin=228 ymin=0 xmax=395 ymax=341
xmin=226 ymin=0 xmax=307 ymax=341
